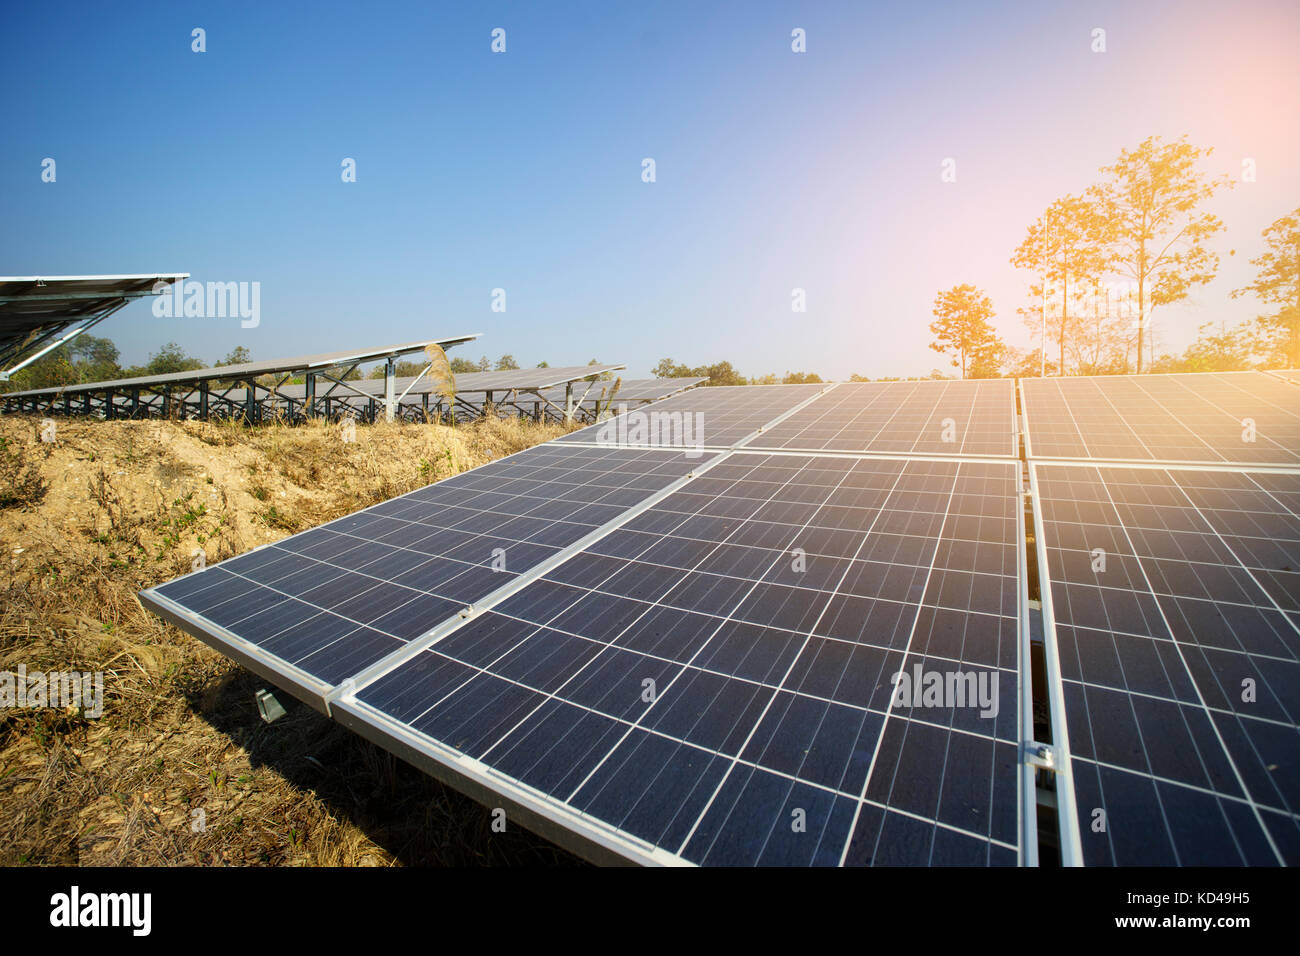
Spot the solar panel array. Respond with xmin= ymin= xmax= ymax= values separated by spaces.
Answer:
xmin=144 ymin=379 xmax=1032 ymax=865
xmin=143 ymin=371 xmax=1300 ymax=866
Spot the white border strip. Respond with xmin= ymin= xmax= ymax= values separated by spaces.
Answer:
xmin=1027 ymin=461 xmax=1086 ymax=867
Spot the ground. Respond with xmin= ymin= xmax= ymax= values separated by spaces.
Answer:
xmin=0 ymin=413 xmax=582 ymax=866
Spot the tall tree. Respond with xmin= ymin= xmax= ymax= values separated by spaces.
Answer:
xmin=495 ymin=354 xmax=520 ymax=370
xmin=1010 ymin=194 xmax=1112 ymax=375
xmin=1232 ymin=207 xmax=1300 ymax=367
xmin=929 ymin=284 xmax=1001 ymax=379
xmin=1089 ymin=136 xmax=1229 ymax=372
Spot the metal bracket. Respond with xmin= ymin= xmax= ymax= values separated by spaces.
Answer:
xmin=256 ymin=688 xmax=288 ymax=724
xmin=1026 ymin=741 xmax=1055 ymax=771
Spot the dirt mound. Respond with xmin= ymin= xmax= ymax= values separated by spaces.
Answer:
xmin=0 ymin=414 xmax=580 ymax=866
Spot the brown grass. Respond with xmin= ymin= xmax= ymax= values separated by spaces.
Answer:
xmin=0 ymin=414 xmax=583 ymax=866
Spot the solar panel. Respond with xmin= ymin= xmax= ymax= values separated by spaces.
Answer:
xmin=447 ymin=366 xmax=626 ymax=393
xmin=331 ymin=453 xmax=1028 ymax=865
xmin=554 ymin=384 xmax=830 ymax=448
xmin=0 ymin=273 xmax=188 ymax=374
xmin=538 ymin=377 xmax=708 ymax=405
xmin=747 ymin=380 xmax=1017 ymax=457
xmin=1031 ymin=462 xmax=1300 ymax=865
xmin=2 ymin=337 xmax=481 ymax=399
xmin=1022 ymin=372 xmax=1300 ymax=465
xmin=1268 ymin=369 xmax=1300 ymax=386
xmin=140 ymin=444 xmax=710 ymax=710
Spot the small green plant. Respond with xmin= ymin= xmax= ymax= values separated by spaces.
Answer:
xmin=260 ymin=506 xmax=299 ymax=531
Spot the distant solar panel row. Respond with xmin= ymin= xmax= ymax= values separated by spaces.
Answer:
xmin=1022 ymin=372 xmax=1300 ymax=465
xmin=750 ymin=380 xmax=1017 ymax=457
xmin=556 ymin=383 xmax=830 ymax=448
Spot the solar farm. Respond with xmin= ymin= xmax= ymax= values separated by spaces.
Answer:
xmin=116 ymin=370 xmax=1298 ymax=867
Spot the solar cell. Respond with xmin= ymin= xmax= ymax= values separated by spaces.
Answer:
xmin=747 ymin=380 xmax=1017 ymax=457
xmin=140 ymin=444 xmax=711 ymax=710
xmin=1022 ymin=372 xmax=1300 ymax=465
xmin=332 ymin=453 xmax=1028 ymax=865
xmin=1032 ymin=462 xmax=1300 ymax=865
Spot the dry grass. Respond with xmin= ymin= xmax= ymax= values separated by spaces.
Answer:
xmin=0 ymin=414 xmax=583 ymax=866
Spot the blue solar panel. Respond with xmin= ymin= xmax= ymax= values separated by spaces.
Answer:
xmin=748 ymin=380 xmax=1017 ymax=457
xmin=333 ymin=454 xmax=1028 ymax=865
xmin=141 ymin=444 xmax=712 ymax=709
xmin=1033 ymin=463 xmax=1300 ymax=865
xmin=554 ymin=383 xmax=828 ymax=448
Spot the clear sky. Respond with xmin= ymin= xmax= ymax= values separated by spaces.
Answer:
xmin=3 ymin=0 xmax=1298 ymax=378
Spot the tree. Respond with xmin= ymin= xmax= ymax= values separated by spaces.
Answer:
xmin=584 ymin=358 xmax=615 ymax=382
xmin=476 ymin=355 xmax=491 ymax=372
xmin=142 ymin=342 xmax=204 ymax=376
xmin=929 ymin=285 xmax=1002 ymax=379
xmin=782 ymin=371 xmax=823 ymax=384
xmin=648 ymin=358 xmax=746 ymax=386
xmin=495 ymin=354 xmax=520 ymax=370
xmin=652 ymin=358 xmax=694 ymax=378
xmin=70 ymin=335 xmax=121 ymax=372
xmin=968 ymin=343 xmax=1006 ymax=379
xmin=1089 ymin=136 xmax=1229 ymax=372
xmin=1011 ymin=194 xmax=1112 ymax=375
xmin=1180 ymin=321 xmax=1261 ymax=372
xmin=449 ymin=357 xmax=480 ymax=374
xmin=536 ymin=360 xmax=549 ymax=368
xmin=1232 ymin=207 xmax=1300 ymax=367
xmin=699 ymin=361 xmax=745 ymax=386
xmin=366 ymin=360 xmax=426 ymax=378
xmin=217 ymin=346 xmax=252 ymax=367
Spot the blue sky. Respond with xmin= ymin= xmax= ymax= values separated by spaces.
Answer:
xmin=3 ymin=0 xmax=1298 ymax=377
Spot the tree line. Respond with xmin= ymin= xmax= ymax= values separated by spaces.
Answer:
xmin=930 ymin=136 xmax=1299 ymax=378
